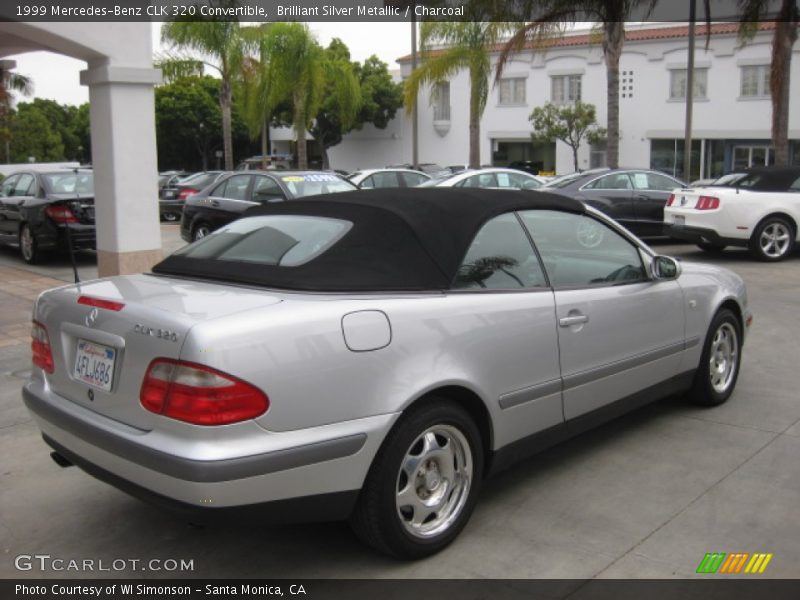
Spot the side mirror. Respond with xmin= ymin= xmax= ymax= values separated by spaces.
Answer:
xmin=651 ymin=255 xmax=681 ymax=280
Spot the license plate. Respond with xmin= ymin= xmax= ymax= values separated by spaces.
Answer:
xmin=74 ymin=339 xmax=116 ymax=392
xmin=165 ymin=191 xmax=176 ymax=199
xmin=673 ymin=215 xmax=685 ymax=226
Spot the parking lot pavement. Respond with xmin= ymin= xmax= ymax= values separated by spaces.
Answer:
xmin=1 ymin=241 xmax=799 ymax=579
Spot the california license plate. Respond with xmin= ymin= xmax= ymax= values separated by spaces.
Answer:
xmin=673 ymin=215 xmax=685 ymax=226
xmin=74 ymin=339 xmax=116 ymax=392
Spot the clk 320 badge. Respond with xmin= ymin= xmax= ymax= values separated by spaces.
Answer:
xmin=133 ymin=324 xmax=179 ymax=342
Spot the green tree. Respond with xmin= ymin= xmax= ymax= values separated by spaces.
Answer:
xmin=161 ymin=18 xmax=250 ymax=170
xmin=405 ymin=22 xmax=513 ymax=168
xmin=530 ymin=101 xmax=606 ymax=172
xmin=257 ymin=22 xmax=323 ymax=170
xmin=496 ymin=0 xmax=657 ymax=169
xmin=738 ymin=0 xmax=799 ymax=166
xmin=0 ymin=66 xmax=32 ymax=162
xmin=9 ymin=104 xmax=64 ymax=162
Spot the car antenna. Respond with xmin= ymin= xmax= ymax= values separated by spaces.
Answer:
xmin=65 ymin=168 xmax=80 ymax=284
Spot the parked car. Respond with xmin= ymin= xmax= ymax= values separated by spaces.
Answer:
xmin=418 ymin=167 xmax=547 ymax=191
xmin=158 ymin=171 xmax=187 ymax=192
xmin=347 ymin=168 xmax=431 ymax=189
xmin=159 ymin=171 xmax=227 ymax=222
xmin=180 ymin=170 xmax=358 ymax=242
xmin=0 ymin=169 xmax=95 ymax=263
xmin=665 ymin=166 xmax=800 ymax=261
xmin=24 ymin=188 xmax=750 ymax=558
xmin=544 ymin=168 xmax=686 ymax=238
xmin=387 ymin=162 xmax=451 ymax=178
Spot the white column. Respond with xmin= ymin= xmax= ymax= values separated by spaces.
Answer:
xmin=80 ymin=63 xmax=162 ymax=276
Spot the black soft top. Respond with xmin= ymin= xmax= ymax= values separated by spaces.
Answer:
xmin=153 ymin=188 xmax=585 ymax=292
xmin=740 ymin=166 xmax=800 ymax=191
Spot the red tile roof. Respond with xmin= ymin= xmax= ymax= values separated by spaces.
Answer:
xmin=397 ymin=22 xmax=778 ymax=63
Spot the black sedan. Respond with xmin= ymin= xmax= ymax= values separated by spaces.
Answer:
xmin=544 ymin=168 xmax=685 ymax=238
xmin=159 ymin=170 xmax=227 ymax=222
xmin=180 ymin=171 xmax=358 ymax=242
xmin=0 ymin=169 xmax=95 ymax=264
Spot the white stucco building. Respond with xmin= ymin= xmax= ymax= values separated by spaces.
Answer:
xmin=328 ymin=22 xmax=800 ymax=180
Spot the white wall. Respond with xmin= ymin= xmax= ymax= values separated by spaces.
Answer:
xmin=330 ymin=26 xmax=800 ymax=174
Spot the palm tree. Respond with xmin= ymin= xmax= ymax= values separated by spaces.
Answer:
xmin=405 ymin=22 xmax=514 ymax=169
xmin=160 ymin=21 xmax=249 ymax=170
xmin=238 ymin=24 xmax=276 ymax=169
xmin=495 ymin=0 xmax=657 ymax=170
xmin=260 ymin=23 xmax=360 ymax=170
xmin=0 ymin=65 xmax=32 ymax=162
xmin=738 ymin=0 xmax=799 ymax=166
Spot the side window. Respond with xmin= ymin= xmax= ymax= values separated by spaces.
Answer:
xmin=359 ymin=175 xmax=376 ymax=189
xmin=220 ymin=175 xmax=251 ymax=201
xmin=508 ymin=173 xmax=542 ymax=190
xmin=252 ymin=176 xmax=285 ymax=203
xmin=459 ymin=173 xmax=497 ymax=188
xmin=452 ymin=213 xmax=547 ymax=290
xmin=371 ymin=171 xmax=401 ymax=188
xmin=0 ymin=175 xmax=18 ymax=197
xmin=519 ymin=210 xmax=646 ymax=288
xmin=632 ymin=172 xmax=679 ymax=191
xmin=14 ymin=174 xmax=35 ymax=196
xmin=585 ymin=173 xmax=632 ymax=190
xmin=402 ymin=172 xmax=428 ymax=187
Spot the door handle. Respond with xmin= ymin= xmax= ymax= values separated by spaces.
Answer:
xmin=559 ymin=314 xmax=589 ymax=327
xmin=210 ymin=200 xmax=220 ymax=208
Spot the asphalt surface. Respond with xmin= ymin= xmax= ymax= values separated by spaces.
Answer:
xmin=1 ymin=227 xmax=799 ymax=579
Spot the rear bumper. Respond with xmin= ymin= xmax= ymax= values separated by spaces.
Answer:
xmin=664 ymin=224 xmax=749 ymax=248
xmin=36 ymin=223 xmax=96 ymax=251
xmin=23 ymin=380 xmax=396 ymax=516
xmin=159 ymin=200 xmax=183 ymax=214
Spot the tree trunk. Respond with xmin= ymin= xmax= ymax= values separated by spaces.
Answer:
xmin=469 ymin=70 xmax=481 ymax=169
xmin=295 ymin=92 xmax=308 ymax=170
xmin=770 ymin=6 xmax=797 ymax=167
xmin=572 ymin=145 xmax=579 ymax=172
xmin=603 ymin=21 xmax=624 ymax=169
xmin=319 ymin=138 xmax=330 ymax=170
xmin=220 ymin=77 xmax=234 ymax=171
xmin=261 ymin=121 xmax=269 ymax=169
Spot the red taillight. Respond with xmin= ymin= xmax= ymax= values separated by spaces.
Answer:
xmin=666 ymin=194 xmax=675 ymax=207
xmin=696 ymin=196 xmax=720 ymax=210
xmin=45 ymin=205 xmax=77 ymax=224
xmin=140 ymin=359 xmax=269 ymax=426
xmin=77 ymin=295 xmax=125 ymax=311
xmin=177 ymin=188 xmax=198 ymax=201
xmin=31 ymin=320 xmax=54 ymax=373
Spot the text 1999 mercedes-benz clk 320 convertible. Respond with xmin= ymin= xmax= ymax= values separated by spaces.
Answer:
xmin=23 ymin=188 xmax=751 ymax=558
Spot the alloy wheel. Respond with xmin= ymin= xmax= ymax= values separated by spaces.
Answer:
xmin=708 ymin=322 xmax=738 ymax=395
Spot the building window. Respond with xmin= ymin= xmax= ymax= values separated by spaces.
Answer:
xmin=432 ymin=82 xmax=450 ymax=121
xmin=740 ymin=65 xmax=770 ymax=97
xmin=551 ymin=74 xmax=581 ymax=105
xmin=669 ymin=68 xmax=707 ymax=100
xmin=590 ymin=142 xmax=607 ymax=169
xmin=498 ymin=78 xmax=526 ymax=105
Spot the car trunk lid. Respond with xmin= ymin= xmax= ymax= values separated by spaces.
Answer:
xmin=34 ymin=274 xmax=283 ymax=431
xmin=48 ymin=194 xmax=95 ymax=224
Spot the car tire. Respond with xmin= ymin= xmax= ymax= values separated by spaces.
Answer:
xmin=689 ymin=308 xmax=742 ymax=407
xmin=19 ymin=224 xmax=41 ymax=264
xmin=349 ymin=399 xmax=483 ymax=559
xmin=192 ymin=223 xmax=212 ymax=241
xmin=748 ymin=216 xmax=795 ymax=262
xmin=697 ymin=242 xmax=727 ymax=253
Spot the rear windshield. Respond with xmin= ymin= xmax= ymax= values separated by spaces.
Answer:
xmin=172 ymin=215 xmax=352 ymax=267
xmin=43 ymin=172 xmax=94 ymax=194
xmin=280 ymin=174 xmax=356 ymax=198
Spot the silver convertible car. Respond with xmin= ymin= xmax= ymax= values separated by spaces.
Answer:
xmin=23 ymin=189 xmax=751 ymax=558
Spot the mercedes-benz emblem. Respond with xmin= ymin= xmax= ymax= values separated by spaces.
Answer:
xmin=85 ymin=308 xmax=99 ymax=328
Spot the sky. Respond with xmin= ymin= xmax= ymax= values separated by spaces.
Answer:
xmin=6 ymin=22 xmax=413 ymax=107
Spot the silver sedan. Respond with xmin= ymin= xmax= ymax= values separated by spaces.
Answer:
xmin=23 ymin=188 xmax=751 ymax=559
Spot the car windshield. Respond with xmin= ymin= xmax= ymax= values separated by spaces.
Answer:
xmin=42 ymin=172 xmax=94 ymax=194
xmin=710 ymin=173 xmax=747 ymax=186
xmin=179 ymin=172 xmax=220 ymax=188
xmin=417 ymin=175 xmax=457 ymax=188
xmin=543 ymin=172 xmax=588 ymax=189
xmin=174 ymin=215 xmax=352 ymax=267
xmin=279 ymin=174 xmax=356 ymax=198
